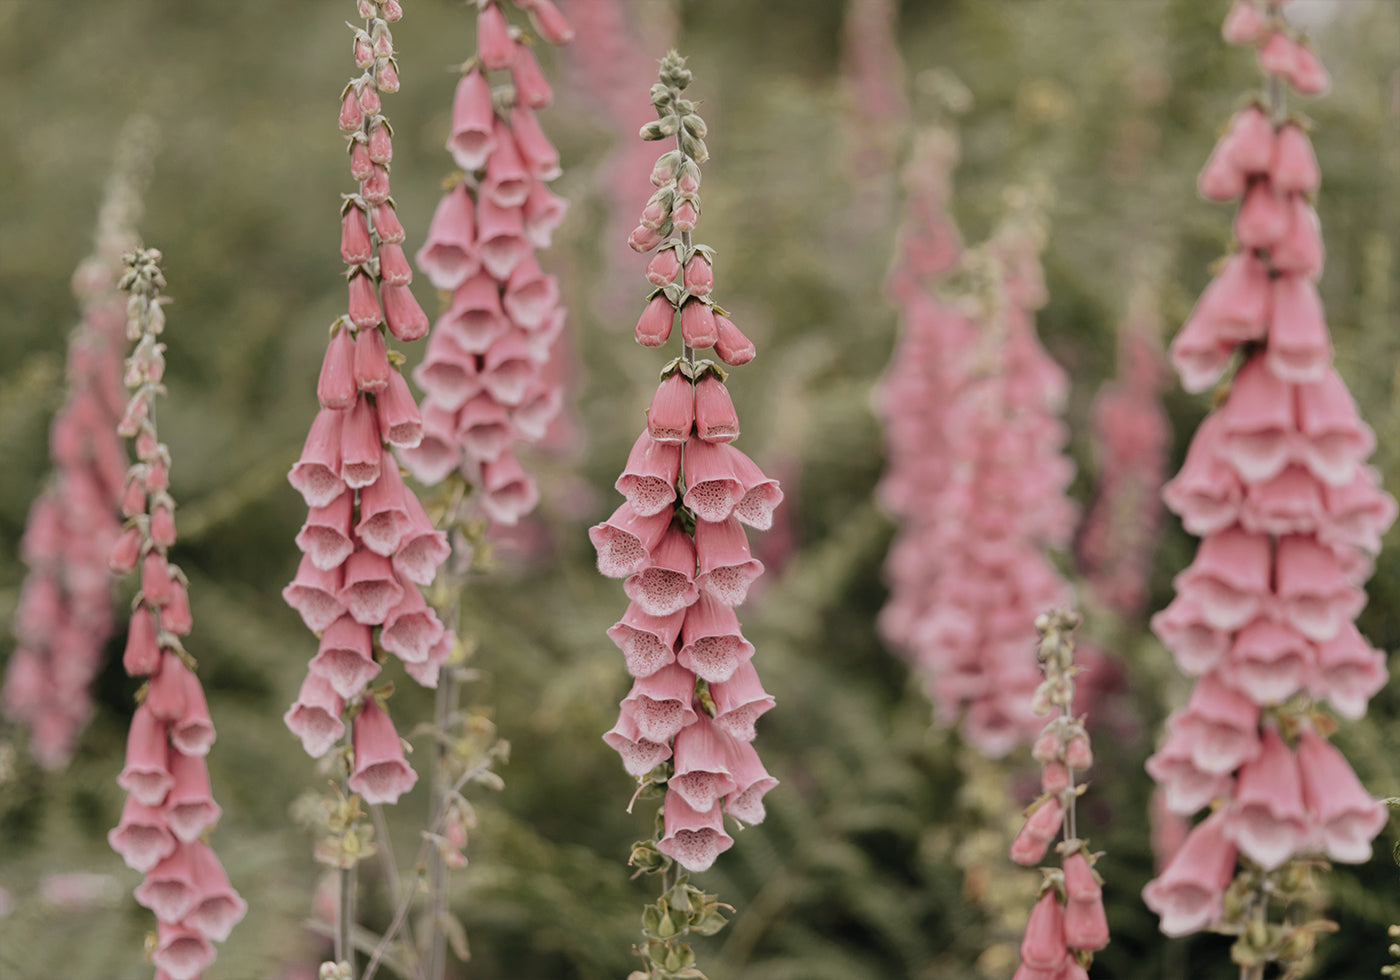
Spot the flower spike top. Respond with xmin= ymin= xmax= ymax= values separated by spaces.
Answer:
xmin=283 ymin=0 xmax=446 ymax=812
xmin=106 ymin=247 xmax=246 ymax=978
xmin=406 ymin=0 xmax=574 ymax=523
xmin=1144 ymin=2 xmax=1393 ymax=970
xmin=590 ymin=51 xmax=780 ymax=980
xmin=1008 ymin=609 xmax=1109 ymax=980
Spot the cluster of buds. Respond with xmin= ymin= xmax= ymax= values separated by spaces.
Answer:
xmin=2 ymin=160 xmax=141 ymax=769
xmin=407 ymin=0 xmax=573 ymax=524
xmin=1143 ymin=3 xmax=1391 ymax=965
xmin=1075 ymin=306 xmax=1171 ymax=619
xmin=1009 ymin=610 xmax=1108 ymax=980
xmin=591 ymin=52 xmax=779 ymax=979
xmin=104 ymin=249 xmax=246 ymax=980
xmin=885 ymin=193 xmax=1077 ymax=758
xmin=283 ymin=0 xmax=449 ymax=808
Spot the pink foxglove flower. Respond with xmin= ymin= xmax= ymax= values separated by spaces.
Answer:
xmin=3 ymin=136 xmax=150 ymax=769
xmin=406 ymin=0 xmax=575 ymax=525
xmin=1146 ymin=2 xmax=1394 ymax=959
xmin=591 ymin=54 xmax=777 ymax=978
xmin=879 ymin=183 xmax=1074 ymax=757
xmin=104 ymin=248 xmax=244 ymax=970
xmin=283 ymin=0 xmax=448 ymax=816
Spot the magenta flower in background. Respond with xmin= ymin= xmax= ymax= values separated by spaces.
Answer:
xmin=105 ymin=247 xmax=246 ymax=974
xmin=1144 ymin=1 xmax=1393 ymax=966
xmin=2 ymin=128 xmax=156 ymax=770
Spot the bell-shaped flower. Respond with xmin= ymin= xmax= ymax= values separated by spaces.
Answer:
xmin=1296 ymin=726 xmax=1387 ymax=863
xmin=657 ymin=787 xmax=733 ymax=873
xmin=1215 ymin=355 xmax=1294 ymax=483
xmin=624 ymin=523 xmax=699 ymax=617
xmin=446 ymin=70 xmax=497 ymax=172
xmin=1170 ymin=526 xmax=1271 ymax=632
xmin=348 ymin=697 xmax=418 ymax=806
xmin=164 ymin=750 xmax=222 ymax=843
xmin=619 ymin=663 xmax=698 ymax=743
xmin=1142 ymin=809 xmax=1237 ymax=937
xmin=722 ymin=735 xmax=778 ymax=824
xmin=709 ymin=661 xmax=775 ymax=741
xmin=1295 ymin=368 xmax=1376 ymax=487
xmin=117 ymin=703 xmax=174 ymax=807
xmin=296 ymin=490 xmax=355 ymax=571
xmin=337 ymin=550 xmax=405 ymax=626
xmin=416 ymin=183 xmax=479 ymax=291
xmin=615 ymin=430 xmax=681 ymax=517
xmin=1310 ymin=622 xmax=1388 ymax=721
xmin=1009 ymin=795 xmax=1063 ymax=866
xmin=602 ymin=709 xmax=672 ymax=777
xmin=185 ymin=842 xmax=247 ymax=942
xmin=1223 ymin=725 xmax=1309 ymax=870
xmin=1223 ymin=618 xmax=1312 ymax=705
xmin=1173 ymin=672 xmax=1261 ymax=775
xmin=590 ymin=502 xmax=673 ymax=579
xmin=607 ymin=602 xmax=685 ymax=679
xmin=283 ymin=671 xmax=346 ymax=758
xmin=282 ymin=554 xmax=347 ymax=632
xmin=694 ymin=517 xmax=764 ymax=606
xmin=1274 ymin=533 xmax=1366 ymax=643
xmin=677 ymin=592 xmax=754 ymax=683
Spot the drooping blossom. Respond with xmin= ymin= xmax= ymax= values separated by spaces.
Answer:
xmin=1144 ymin=2 xmax=1392 ymax=962
xmin=283 ymin=0 xmax=447 ymax=809
xmin=1008 ymin=610 xmax=1111 ymax=977
xmin=880 ymin=185 xmax=1076 ymax=758
xmin=590 ymin=52 xmax=779 ymax=975
xmin=3 ymin=127 xmax=154 ymax=769
xmin=405 ymin=0 xmax=574 ymax=527
xmin=105 ymin=248 xmax=245 ymax=974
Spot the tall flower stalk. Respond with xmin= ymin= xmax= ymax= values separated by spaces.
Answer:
xmin=106 ymin=247 xmax=246 ymax=980
xmin=590 ymin=51 xmax=781 ymax=980
xmin=282 ymin=1 xmax=447 ymax=974
xmin=3 ymin=122 xmax=154 ymax=769
xmin=1009 ymin=609 xmax=1109 ymax=980
xmin=883 ymin=187 xmax=1076 ymax=758
xmin=1144 ymin=3 xmax=1393 ymax=973
xmin=405 ymin=1 xmax=573 ymax=975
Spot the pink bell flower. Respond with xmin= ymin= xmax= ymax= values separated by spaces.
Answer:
xmin=1294 ymin=367 xmax=1376 ymax=487
xmin=417 ymin=183 xmax=479 ymax=291
xmin=476 ymin=1 xmax=515 ymax=71
xmin=185 ymin=841 xmax=247 ymax=942
xmin=708 ymin=660 xmax=775 ymax=742
xmin=482 ymin=119 xmax=532 ymax=210
xmin=296 ymin=490 xmax=355 ymax=571
xmin=416 ymin=330 xmax=481 ymax=410
xmin=1170 ymin=525 xmax=1270 ymax=632
xmin=606 ymin=603 xmax=685 ymax=679
xmin=354 ymin=452 xmax=413 ymax=556
xmin=443 ymin=277 xmax=507 ymax=355
xmin=646 ymin=371 xmax=693 ymax=442
xmin=682 ymin=436 xmax=744 ymax=522
xmin=615 ymin=430 xmax=681 ymax=517
xmin=338 ymin=394 xmax=383 ymax=489
xmin=694 ymin=516 xmax=764 ymax=607
xmin=679 ymin=299 xmax=718 ymax=350
xmin=1234 ymin=179 xmax=1290 ymax=249
xmin=677 ymin=592 xmax=755 ymax=683
xmin=713 ymin=313 xmax=756 ymax=366
xmin=624 ymin=522 xmax=699 ymax=617
xmin=376 ymin=366 xmax=425 ymax=449
xmin=1215 ymin=355 xmax=1295 ymax=482
xmin=1019 ymin=891 xmax=1066 ymax=974
xmin=170 ymin=668 xmax=216 ymax=758
xmin=522 ymin=180 xmax=569 ymax=249
xmin=372 ymin=202 xmax=406 ymax=244
xmin=521 ymin=0 xmax=574 ymax=45
xmin=282 ymin=554 xmax=347 ymax=632
xmin=634 ymin=294 xmax=676 ymax=348
xmin=721 ymin=734 xmax=778 ymax=826
xmin=602 ymin=710 xmax=672 ymax=777
xmin=134 ymin=841 xmax=200 ymax=922
xmin=1009 ymin=795 xmax=1063 ymax=866
xmin=1062 ymin=852 xmax=1108 ymax=951
xmin=503 ymin=254 xmax=559 ymax=330
xmin=164 ymin=749 xmax=223 ymax=843
xmin=447 ymin=69 xmax=497 ymax=172
xmin=619 ymin=663 xmax=698 ymax=743
xmin=1223 ymin=618 xmax=1312 ymax=705
xmin=318 ymin=326 xmax=357 ymax=410
xmin=310 ymin=614 xmax=381 ymax=699
xmin=284 ymin=671 xmax=346 ymax=758
xmin=693 ymin=373 xmax=739 ymax=443
xmin=456 ymin=393 xmax=513 ymax=462
xmin=380 ymin=588 xmax=445 ymax=664
xmin=657 ymin=787 xmax=732 ymax=874
xmin=152 ymin=921 xmax=215 ymax=980
xmin=480 ymin=331 xmax=538 ymax=406
xmin=1310 ymin=622 xmax=1388 ymax=721
xmin=726 ymin=446 xmax=785 ymax=530
xmin=1222 ymin=0 xmax=1268 ymax=45
xmin=1296 ymin=726 xmax=1386 ymax=863
xmin=590 ymin=502 xmax=673 ymax=578
xmin=510 ymin=42 xmax=553 ymax=108
xmin=337 ymin=549 xmax=406 ymax=625
xmin=353 ymin=324 xmax=392 ymax=393
xmin=1270 ymin=197 xmax=1324 ymax=280
xmin=347 ymin=272 xmax=382 ymax=330
xmin=1142 ymin=809 xmax=1237 ymax=937
xmin=146 ymin=652 xmax=191 ymax=724
xmin=122 ymin=605 xmax=162 ymax=676
xmin=108 ymin=795 xmax=177 ymax=872
xmin=510 ymin=104 xmax=562 ymax=182
xmin=476 ymin=196 xmax=529 ymax=280
xmin=1265 ymin=275 xmax=1330 ymax=383
xmin=289 ymin=406 xmax=348 ymax=508
xmin=1173 ymin=672 xmax=1261 ymax=775
xmin=1238 ymin=464 xmax=1324 ymax=538
xmin=670 ymin=714 xmax=738 ymax=812
xmin=480 ymin=451 xmax=541 ymax=524
xmin=382 ymin=283 xmax=429 ymax=342
xmin=1162 ymin=416 xmax=1244 ymax=535
xmin=1223 ymin=725 xmax=1308 ymax=870
xmin=1287 ymin=42 xmax=1330 ymax=97
xmin=1274 ymin=533 xmax=1366 ymax=643
xmin=349 ymin=697 xmax=419 ymax=805
xmin=118 ymin=703 xmax=174 ymax=806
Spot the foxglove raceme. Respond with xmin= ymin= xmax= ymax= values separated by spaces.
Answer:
xmin=590 ymin=53 xmax=778 ymax=979
xmin=283 ymin=0 xmax=447 ymax=810
xmin=1145 ymin=3 xmax=1392 ymax=962
xmin=407 ymin=0 xmax=574 ymax=519
xmin=3 ymin=137 xmax=151 ymax=769
xmin=105 ymin=249 xmax=245 ymax=972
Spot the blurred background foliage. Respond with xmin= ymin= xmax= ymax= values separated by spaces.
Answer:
xmin=2 ymin=0 xmax=1399 ymax=978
